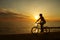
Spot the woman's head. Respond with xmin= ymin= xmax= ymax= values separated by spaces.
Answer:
xmin=39 ymin=13 xmax=42 ymax=16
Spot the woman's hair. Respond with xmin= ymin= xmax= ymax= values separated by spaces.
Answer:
xmin=39 ymin=14 xmax=42 ymax=16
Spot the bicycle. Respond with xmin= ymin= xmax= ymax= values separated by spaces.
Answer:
xmin=31 ymin=23 xmax=50 ymax=33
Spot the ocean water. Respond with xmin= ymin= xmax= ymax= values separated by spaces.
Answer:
xmin=0 ymin=21 xmax=60 ymax=34
xmin=45 ymin=21 xmax=60 ymax=32
xmin=45 ymin=21 xmax=60 ymax=27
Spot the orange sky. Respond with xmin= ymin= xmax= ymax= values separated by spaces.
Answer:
xmin=0 ymin=0 xmax=60 ymax=21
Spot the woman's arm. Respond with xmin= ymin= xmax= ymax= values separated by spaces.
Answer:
xmin=35 ymin=18 xmax=40 ymax=23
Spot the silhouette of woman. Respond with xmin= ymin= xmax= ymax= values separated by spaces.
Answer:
xmin=35 ymin=13 xmax=46 ymax=32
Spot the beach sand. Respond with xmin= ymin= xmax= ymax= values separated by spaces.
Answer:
xmin=0 ymin=32 xmax=60 ymax=40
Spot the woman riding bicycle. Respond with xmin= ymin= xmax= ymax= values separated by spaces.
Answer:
xmin=35 ymin=13 xmax=46 ymax=32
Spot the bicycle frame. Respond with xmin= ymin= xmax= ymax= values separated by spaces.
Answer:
xmin=31 ymin=23 xmax=50 ymax=33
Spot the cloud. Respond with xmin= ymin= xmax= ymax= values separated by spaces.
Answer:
xmin=0 ymin=8 xmax=35 ymax=22
xmin=0 ymin=8 xmax=28 ymax=18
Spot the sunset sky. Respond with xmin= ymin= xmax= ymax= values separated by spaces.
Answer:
xmin=0 ymin=0 xmax=60 ymax=21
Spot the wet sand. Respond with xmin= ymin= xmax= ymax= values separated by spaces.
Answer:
xmin=0 ymin=32 xmax=60 ymax=40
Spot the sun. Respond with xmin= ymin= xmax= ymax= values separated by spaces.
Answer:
xmin=35 ymin=15 xmax=39 ymax=20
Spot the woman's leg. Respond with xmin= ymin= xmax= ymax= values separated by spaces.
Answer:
xmin=41 ymin=24 xmax=44 ymax=32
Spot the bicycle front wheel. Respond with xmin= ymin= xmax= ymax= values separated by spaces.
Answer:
xmin=31 ymin=27 xmax=40 ymax=33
